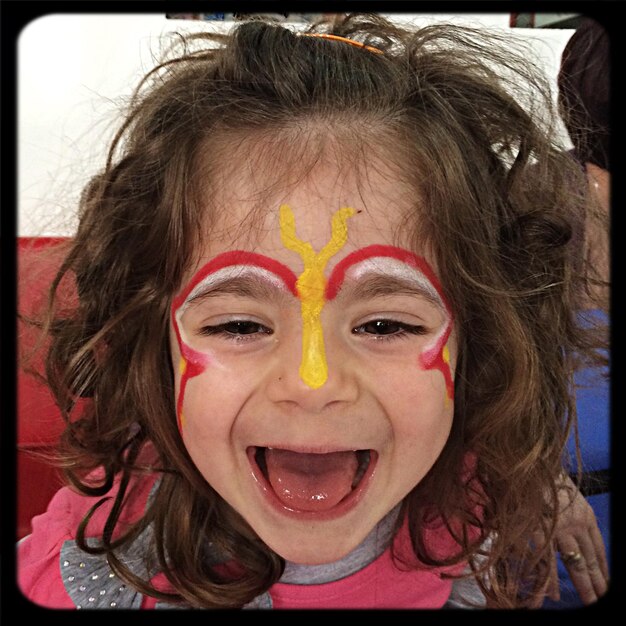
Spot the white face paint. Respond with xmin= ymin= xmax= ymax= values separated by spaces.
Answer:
xmin=175 ymin=264 xmax=292 ymax=348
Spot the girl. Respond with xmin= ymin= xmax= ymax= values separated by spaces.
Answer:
xmin=18 ymin=14 xmax=608 ymax=609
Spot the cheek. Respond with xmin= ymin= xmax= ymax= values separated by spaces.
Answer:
xmin=375 ymin=356 xmax=455 ymax=450
xmin=175 ymin=370 xmax=248 ymax=506
xmin=175 ymin=370 xmax=242 ymax=461
xmin=395 ymin=373 xmax=454 ymax=434
xmin=377 ymin=331 xmax=457 ymax=414
xmin=391 ymin=373 xmax=455 ymax=482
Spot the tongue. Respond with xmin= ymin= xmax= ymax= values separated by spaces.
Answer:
xmin=265 ymin=449 xmax=359 ymax=512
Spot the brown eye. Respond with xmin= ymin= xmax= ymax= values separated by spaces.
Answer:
xmin=358 ymin=320 xmax=403 ymax=335
xmin=199 ymin=321 xmax=273 ymax=337
xmin=352 ymin=320 xmax=426 ymax=338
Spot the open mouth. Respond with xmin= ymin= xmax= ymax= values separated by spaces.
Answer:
xmin=249 ymin=447 xmax=376 ymax=515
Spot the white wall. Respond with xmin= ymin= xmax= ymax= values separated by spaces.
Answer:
xmin=18 ymin=13 xmax=575 ymax=236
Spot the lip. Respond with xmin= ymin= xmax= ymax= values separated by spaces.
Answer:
xmin=246 ymin=446 xmax=378 ymax=521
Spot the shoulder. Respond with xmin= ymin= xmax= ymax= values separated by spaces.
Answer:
xmin=17 ymin=469 xmax=159 ymax=609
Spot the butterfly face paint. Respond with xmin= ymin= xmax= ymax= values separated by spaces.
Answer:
xmin=172 ymin=212 xmax=454 ymax=433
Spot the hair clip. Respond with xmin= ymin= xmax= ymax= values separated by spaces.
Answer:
xmin=299 ymin=32 xmax=383 ymax=55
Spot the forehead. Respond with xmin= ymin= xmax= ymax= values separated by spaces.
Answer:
xmin=195 ymin=135 xmax=421 ymax=264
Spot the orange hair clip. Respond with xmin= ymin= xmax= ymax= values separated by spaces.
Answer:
xmin=300 ymin=32 xmax=384 ymax=55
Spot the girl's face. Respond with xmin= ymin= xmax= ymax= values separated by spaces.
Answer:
xmin=169 ymin=155 xmax=457 ymax=564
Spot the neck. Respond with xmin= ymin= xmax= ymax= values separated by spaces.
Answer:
xmin=279 ymin=505 xmax=401 ymax=584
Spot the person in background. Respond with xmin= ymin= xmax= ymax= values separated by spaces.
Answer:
xmin=543 ymin=16 xmax=610 ymax=608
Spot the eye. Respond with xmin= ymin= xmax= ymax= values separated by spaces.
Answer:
xmin=198 ymin=320 xmax=273 ymax=339
xmin=352 ymin=319 xmax=426 ymax=339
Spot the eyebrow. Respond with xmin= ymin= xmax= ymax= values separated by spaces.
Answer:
xmin=185 ymin=274 xmax=289 ymax=308
xmin=336 ymin=273 xmax=446 ymax=311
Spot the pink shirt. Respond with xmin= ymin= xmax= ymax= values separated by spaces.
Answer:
xmin=18 ymin=472 xmax=469 ymax=609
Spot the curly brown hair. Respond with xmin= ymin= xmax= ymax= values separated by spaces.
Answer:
xmin=29 ymin=14 xmax=608 ymax=608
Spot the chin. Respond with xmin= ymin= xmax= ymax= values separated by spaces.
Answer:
xmin=267 ymin=534 xmax=363 ymax=566
xmin=249 ymin=506 xmax=381 ymax=566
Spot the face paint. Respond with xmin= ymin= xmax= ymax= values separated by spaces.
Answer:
xmin=279 ymin=204 xmax=355 ymax=389
xmin=173 ymin=225 xmax=453 ymax=432
xmin=326 ymin=245 xmax=455 ymax=403
xmin=172 ymin=251 xmax=298 ymax=431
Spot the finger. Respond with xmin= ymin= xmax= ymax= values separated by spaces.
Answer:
xmin=587 ymin=517 xmax=610 ymax=582
xmin=560 ymin=540 xmax=604 ymax=605
xmin=576 ymin=531 xmax=609 ymax=600
xmin=561 ymin=553 xmax=596 ymax=604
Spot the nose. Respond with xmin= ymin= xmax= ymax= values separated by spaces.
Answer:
xmin=265 ymin=332 xmax=360 ymax=414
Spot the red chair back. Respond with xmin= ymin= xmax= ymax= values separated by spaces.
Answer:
xmin=17 ymin=237 xmax=73 ymax=539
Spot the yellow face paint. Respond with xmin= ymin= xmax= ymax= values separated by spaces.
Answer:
xmin=279 ymin=204 xmax=355 ymax=388
xmin=442 ymin=344 xmax=450 ymax=368
xmin=442 ymin=344 xmax=452 ymax=408
xmin=178 ymin=356 xmax=187 ymax=428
